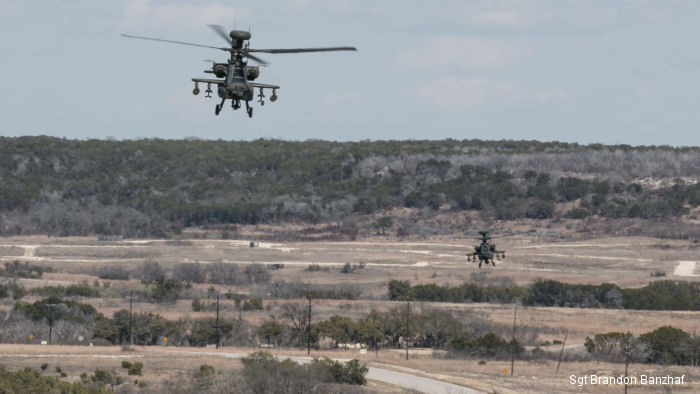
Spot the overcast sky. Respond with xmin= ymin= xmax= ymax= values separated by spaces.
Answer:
xmin=1 ymin=0 xmax=699 ymax=146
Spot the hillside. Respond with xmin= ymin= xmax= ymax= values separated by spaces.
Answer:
xmin=1 ymin=136 xmax=699 ymax=238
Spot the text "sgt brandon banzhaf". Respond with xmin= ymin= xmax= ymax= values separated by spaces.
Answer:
xmin=570 ymin=374 xmax=686 ymax=387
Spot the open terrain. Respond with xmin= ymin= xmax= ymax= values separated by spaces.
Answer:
xmin=0 ymin=229 xmax=698 ymax=393
xmin=0 ymin=344 xmax=697 ymax=393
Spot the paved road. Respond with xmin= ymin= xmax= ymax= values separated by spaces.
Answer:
xmin=169 ymin=350 xmax=482 ymax=394
xmin=366 ymin=366 xmax=480 ymax=394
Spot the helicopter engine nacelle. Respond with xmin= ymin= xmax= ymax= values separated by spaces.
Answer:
xmin=245 ymin=66 xmax=260 ymax=81
xmin=212 ymin=63 xmax=227 ymax=78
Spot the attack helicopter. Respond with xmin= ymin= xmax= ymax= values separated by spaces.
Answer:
xmin=467 ymin=230 xmax=535 ymax=268
xmin=122 ymin=25 xmax=356 ymax=117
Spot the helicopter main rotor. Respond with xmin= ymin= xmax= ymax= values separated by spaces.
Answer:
xmin=472 ymin=229 xmax=536 ymax=241
xmin=122 ymin=25 xmax=357 ymax=66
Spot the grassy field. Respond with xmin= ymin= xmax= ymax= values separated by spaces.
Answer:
xmin=0 ymin=344 xmax=697 ymax=393
xmin=0 ymin=228 xmax=698 ymax=393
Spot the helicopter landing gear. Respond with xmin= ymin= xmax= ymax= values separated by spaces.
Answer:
xmin=215 ymin=98 xmax=226 ymax=115
xmin=245 ymin=101 xmax=253 ymax=118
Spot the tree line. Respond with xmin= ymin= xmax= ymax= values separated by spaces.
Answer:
xmin=5 ymin=294 xmax=697 ymax=367
xmin=1 ymin=137 xmax=699 ymax=236
xmin=585 ymin=326 xmax=700 ymax=366
xmin=388 ymin=279 xmax=700 ymax=311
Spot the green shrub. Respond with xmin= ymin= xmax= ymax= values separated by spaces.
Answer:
xmin=311 ymin=358 xmax=368 ymax=385
xmin=127 ymin=362 xmax=143 ymax=376
xmin=149 ymin=276 xmax=183 ymax=303
xmin=0 ymin=365 xmax=110 ymax=393
xmin=639 ymin=326 xmax=691 ymax=365
xmin=242 ymin=297 xmax=263 ymax=311
xmin=2 ymin=261 xmax=51 ymax=279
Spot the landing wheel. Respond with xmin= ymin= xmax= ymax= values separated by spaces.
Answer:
xmin=245 ymin=101 xmax=253 ymax=118
xmin=215 ymin=105 xmax=221 ymax=116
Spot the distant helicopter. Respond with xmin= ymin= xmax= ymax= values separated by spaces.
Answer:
xmin=467 ymin=230 xmax=535 ymax=268
xmin=122 ymin=25 xmax=356 ymax=117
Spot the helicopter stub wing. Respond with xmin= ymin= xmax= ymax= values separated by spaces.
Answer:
xmin=192 ymin=78 xmax=226 ymax=85
xmin=249 ymin=82 xmax=280 ymax=90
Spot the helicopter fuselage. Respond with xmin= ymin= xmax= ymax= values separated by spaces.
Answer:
xmin=218 ymin=64 xmax=254 ymax=101
xmin=468 ymin=239 xmax=505 ymax=268
xmin=192 ymin=60 xmax=279 ymax=116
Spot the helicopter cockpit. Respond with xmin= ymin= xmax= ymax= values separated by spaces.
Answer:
xmin=227 ymin=65 xmax=246 ymax=83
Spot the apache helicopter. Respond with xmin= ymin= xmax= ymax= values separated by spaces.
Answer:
xmin=467 ymin=230 xmax=535 ymax=268
xmin=122 ymin=25 xmax=356 ymax=117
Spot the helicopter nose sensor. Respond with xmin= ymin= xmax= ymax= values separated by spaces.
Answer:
xmin=228 ymin=82 xmax=248 ymax=97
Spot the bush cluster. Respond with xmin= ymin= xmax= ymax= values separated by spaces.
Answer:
xmin=389 ymin=279 xmax=700 ymax=311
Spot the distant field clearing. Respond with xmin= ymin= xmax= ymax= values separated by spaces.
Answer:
xmin=674 ymin=261 xmax=698 ymax=277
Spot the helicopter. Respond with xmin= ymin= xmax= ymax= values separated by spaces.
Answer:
xmin=122 ymin=25 xmax=356 ymax=117
xmin=467 ymin=230 xmax=535 ymax=268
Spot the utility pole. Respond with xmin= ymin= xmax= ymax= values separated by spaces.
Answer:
xmin=46 ymin=303 xmax=57 ymax=345
xmin=556 ymin=333 xmax=568 ymax=373
xmin=622 ymin=336 xmax=634 ymax=394
xmin=405 ymin=301 xmax=410 ymax=361
xmin=215 ymin=294 xmax=220 ymax=349
xmin=374 ymin=337 xmax=378 ymax=359
xmin=510 ymin=304 xmax=516 ymax=376
xmin=307 ymin=295 xmax=312 ymax=355
xmin=128 ymin=291 xmax=133 ymax=346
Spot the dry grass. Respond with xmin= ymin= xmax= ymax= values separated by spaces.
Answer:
xmin=0 ymin=344 xmax=696 ymax=393
xmin=1 ymin=231 xmax=699 ymax=393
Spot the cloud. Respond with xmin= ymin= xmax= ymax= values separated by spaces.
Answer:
xmin=0 ymin=0 xmax=61 ymax=20
xmin=408 ymin=78 xmax=514 ymax=109
xmin=535 ymin=89 xmax=570 ymax=102
xmin=120 ymin=0 xmax=247 ymax=30
xmin=470 ymin=9 xmax=537 ymax=27
xmin=409 ymin=78 xmax=571 ymax=109
xmin=322 ymin=91 xmax=365 ymax=107
xmin=396 ymin=35 xmax=532 ymax=70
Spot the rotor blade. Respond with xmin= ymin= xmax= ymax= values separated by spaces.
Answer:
xmin=247 ymin=46 xmax=357 ymax=54
xmin=487 ymin=230 xmax=537 ymax=240
xmin=246 ymin=53 xmax=269 ymax=65
xmin=122 ymin=34 xmax=226 ymax=51
xmin=207 ymin=24 xmax=233 ymax=46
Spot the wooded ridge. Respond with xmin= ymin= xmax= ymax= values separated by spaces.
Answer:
xmin=1 ymin=136 xmax=698 ymax=237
